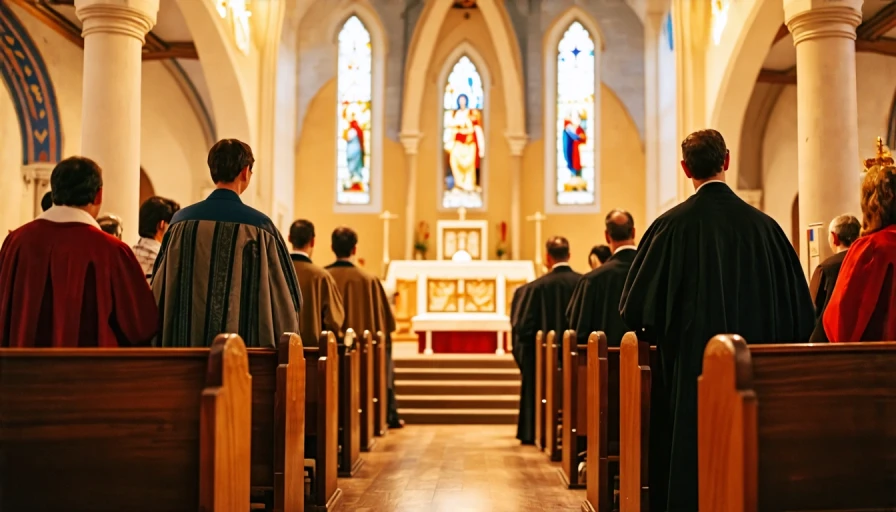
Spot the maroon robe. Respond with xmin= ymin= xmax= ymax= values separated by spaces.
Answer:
xmin=0 ymin=207 xmax=158 ymax=347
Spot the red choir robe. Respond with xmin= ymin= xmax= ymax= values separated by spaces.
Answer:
xmin=823 ymin=224 xmax=896 ymax=342
xmin=0 ymin=207 xmax=158 ymax=347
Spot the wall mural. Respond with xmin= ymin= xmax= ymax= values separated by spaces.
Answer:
xmin=0 ymin=1 xmax=62 ymax=164
xmin=555 ymin=21 xmax=595 ymax=206
xmin=442 ymin=55 xmax=485 ymax=209
xmin=336 ymin=15 xmax=373 ymax=206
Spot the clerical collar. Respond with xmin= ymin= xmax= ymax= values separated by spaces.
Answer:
xmin=291 ymin=250 xmax=311 ymax=259
xmin=613 ymin=245 xmax=637 ymax=254
xmin=206 ymin=188 xmax=243 ymax=203
xmin=38 ymin=206 xmax=101 ymax=229
xmin=327 ymin=259 xmax=355 ymax=268
xmin=290 ymin=251 xmax=312 ymax=263
xmin=551 ymin=262 xmax=571 ymax=270
xmin=695 ymin=180 xmax=728 ymax=194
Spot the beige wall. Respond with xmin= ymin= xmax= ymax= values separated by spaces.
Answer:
xmin=0 ymin=82 xmax=26 ymax=236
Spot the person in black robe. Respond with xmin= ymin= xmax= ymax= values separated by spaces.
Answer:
xmin=588 ymin=244 xmax=612 ymax=270
xmin=514 ymin=236 xmax=582 ymax=444
xmin=567 ymin=210 xmax=638 ymax=347
xmin=807 ymin=214 xmax=859 ymax=342
xmin=619 ymin=129 xmax=814 ymax=512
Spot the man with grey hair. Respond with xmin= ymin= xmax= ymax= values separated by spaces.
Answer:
xmin=808 ymin=214 xmax=861 ymax=342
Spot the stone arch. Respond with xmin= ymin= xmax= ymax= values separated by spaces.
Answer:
xmin=401 ymin=0 xmax=525 ymax=142
xmin=0 ymin=2 xmax=62 ymax=164
xmin=542 ymin=7 xmax=605 ymax=214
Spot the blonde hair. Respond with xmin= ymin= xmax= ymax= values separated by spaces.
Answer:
xmin=860 ymin=164 xmax=896 ymax=235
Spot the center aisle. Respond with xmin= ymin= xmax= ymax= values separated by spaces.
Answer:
xmin=339 ymin=425 xmax=586 ymax=511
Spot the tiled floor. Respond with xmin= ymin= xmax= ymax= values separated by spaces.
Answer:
xmin=338 ymin=425 xmax=586 ymax=512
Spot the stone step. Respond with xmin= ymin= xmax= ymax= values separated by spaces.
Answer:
xmin=395 ymin=380 xmax=521 ymax=395
xmin=394 ymin=367 xmax=520 ymax=381
xmin=394 ymin=355 xmax=518 ymax=370
xmin=398 ymin=408 xmax=518 ymax=425
xmin=396 ymin=394 xmax=519 ymax=409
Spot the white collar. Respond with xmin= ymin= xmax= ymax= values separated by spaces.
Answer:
xmin=291 ymin=250 xmax=311 ymax=258
xmin=695 ymin=180 xmax=728 ymax=194
xmin=38 ymin=206 xmax=100 ymax=229
xmin=613 ymin=245 xmax=637 ymax=254
xmin=551 ymin=262 xmax=571 ymax=270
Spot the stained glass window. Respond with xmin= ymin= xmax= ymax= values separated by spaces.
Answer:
xmin=555 ymin=22 xmax=595 ymax=206
xmin=336 ymin=16 xmax=372 ymax=205
xmin=442 ymin=55 xmax=485 ymax=209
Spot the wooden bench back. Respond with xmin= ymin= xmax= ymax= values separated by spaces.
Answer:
xmin=337 ymin=329 xmax=361 ymax=477
xmin=562 ymin=330 xmax=591 ymax=488
xmin=619 ymin=332 xmax=656 ymax=512
xmin=359 ymin=330 xmax=375 ymax=450
xmin=544 ymin=330 xmax=562 ymax=460
xmin=247 ymin=333 xmax=306 ymax=512
xmin=699 ymin=336 xmax=896 ymax=512
xmin=373 ymin=330 xmax=388 ymax=436
xmin=304 ymin=332 xmax=340 ymax=509
xmin=535 ymin=330 xmax=546 ymax=451
xmin=0 ymin=334 xmax=252 ymax=511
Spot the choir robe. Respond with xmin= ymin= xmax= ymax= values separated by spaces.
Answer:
xmin=807 ymin=250 xmax=847 ymax=342
xmin=0 ymin=207 xmax=157 ymax=347
xmin=566 ymin=247 xmax=636 ymax=347
xmin=152 ymin=189 xmax=302 ymax=348
xmin=291 ymin=252 xmax=345 ymax=346
xmin=515 ymin=264 xmax=582 ymax=444
xmin=823 ymin=224 xmax=896 ymax=342
xmin=620 ymin=181 xmax=814 ymax=512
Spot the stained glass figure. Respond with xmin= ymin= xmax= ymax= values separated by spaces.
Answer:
xmin=336 ymin=16 xmax=372 ymax=205
xmin=442 ymin=55 xmax=485 ymax=209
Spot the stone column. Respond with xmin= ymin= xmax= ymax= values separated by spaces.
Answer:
xmin=505 ymin=133 xmax=527 ymax=260
xmin=785 ymin=0 xmax=862 ymax=276
xmin=75 ymin=0 xmax=158 ymax=242
xmin=400 ymin=132 xmax=422 ymax=260
xmin=21 ymin=163 xmax=54 ymax=219
xmin=644 ymin=9 xmax=665 ymax=222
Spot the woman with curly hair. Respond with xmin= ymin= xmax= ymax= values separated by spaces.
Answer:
xmin=823 ymin=149 xmax=896 ymax=342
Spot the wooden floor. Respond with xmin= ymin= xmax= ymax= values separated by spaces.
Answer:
xmin=339 ymin=425 xmax=585 ymax=511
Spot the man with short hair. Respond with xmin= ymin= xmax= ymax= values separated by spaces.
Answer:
xmin=152 ymin=139 xmax=301 ymax=348
xmin=97 ymin=214 xmax=123 ymax=239
xmin=289 ymin=219 xmax=345 ymax=346
xmin=133 ymin=196 xmax=181 ymax=277
xmin=808 ymin=214 xmax=860 ymax=342
xmin=567 ymin=210 xmax=637 ymax=347
xmin=326 ymin=226 xmax=402 ymax=427
xmin=0 ymin=157 xmax=157 ymax=347
xmin=514 ymin=236 xmax=582 ymax=444
xmin=620 ymin=129 xmax=814 ymax=511
xmin=40 ymin=191 xmax=53 ymax=212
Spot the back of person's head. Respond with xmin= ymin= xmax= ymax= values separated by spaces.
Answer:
xmin=545 ymin=236 xmax=570 ymax=264
xmin=138 ymin=196 xmax=180 ymax=239
xmin=828 ymin=214 xmax=860 ymax=248
xmin=290 ymin=219 xmax=315 ymax=249
xmin=332 ymin=226 xmax=358 ymax=258
xmin=860 ymin=163 xmax=896 ymax=235
xmin=589 ymin=245 xmax=611 ymax=268
xmin=208 ymin=139 xmax=255 ymax=184
xmin=97 ymin=214 xmax=122 ymax=239
xmin=681 ymin=129 xmax=729 ymax=180
xmin=605 ymin=209 xmax=635 ymax=243
xmin=50 ymin=157 xmax=103 ymax=208
xmin=40 ymin=191 xmax=53 ymax=212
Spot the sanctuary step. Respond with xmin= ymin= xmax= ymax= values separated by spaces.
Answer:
xmin=394 ymin=348 xmax=521 ymax=425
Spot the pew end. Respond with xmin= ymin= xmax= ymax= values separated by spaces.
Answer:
xmin=304 ymin=332 xmax=342 ymax=511
xmin=373 ymin=330 xmax=389 ymax=437
xmin=535 ymin=330 xmax=546 ymax=451
xmin=337 ymin=329 xmax=363 ymax=477
xmin=583 ymin=331 xmax=608 ymax=512
xmin=544 ymin=330 xmax=562 ymax=461
xmin=560 ymin=330 xmax=590 ymax=490
xmin=619 ymin=331 xmax=652 ymax=512
xmin=360 ymin=330 xmax=376 ymax=451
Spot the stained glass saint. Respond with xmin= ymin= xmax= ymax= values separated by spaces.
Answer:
xmin=556 ymin=22 xmax=596 ymax=206
xmin=442 ymin=55 xmax=485 ymax=209
xmin=336 ymin=16 xmax=372 ymax=205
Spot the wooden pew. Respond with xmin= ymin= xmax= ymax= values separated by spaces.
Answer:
xmin=359 ymin=330 xmax=376 ymax=450
xmin=619 ymin=331 xmax=658 ymax=512
xmin=544 ymin=330 xmax=562 ymax=461
xmin=560 ymin=330 xmax=590 ymax=489
xmin=0 ymin=334 xmax=252 ymax=511
xmin=305 ymin=332 xmax=341 ymax=511
xmin=583 ymin=333 xmax=620 ymax=512
xmin=534 ymin=330 xmax=546 ymax=451
xmin=248 ymin=333 xmax=306 ymax=512
xmin=337 ymin=329 xmax=362 ymax=477
xmin=699 ymin=336 xmax=896 ymax=512
xmin=373 ymin=330 xmax=389 ymax=437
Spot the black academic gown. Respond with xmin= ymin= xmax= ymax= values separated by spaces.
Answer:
xmin=515 ymin=265 xmax=582 ymax=444
xmin=566 ymin=248 xmax=636 ymax=347
xmin=619 ymin=182 xmax=814 ymax=512
xmin=807 ymin=250 xmax=846 ymax=343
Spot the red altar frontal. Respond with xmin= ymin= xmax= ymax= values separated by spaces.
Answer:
xmin=416 ymin=331 xmax=509 ymax=354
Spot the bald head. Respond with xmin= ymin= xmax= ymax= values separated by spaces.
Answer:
xmin=545 ymin=236 xmax=570 ymax=267
xmin=605 ymin=209 xmax=635 ymax=249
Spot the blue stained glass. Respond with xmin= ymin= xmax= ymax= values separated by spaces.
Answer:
xmin=336 ymin=16 xmax=372 ymax=206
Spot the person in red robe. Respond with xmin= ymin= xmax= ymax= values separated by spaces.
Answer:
xmin=0 ymin=157 xmax=158 ymax=347
xmin=823 ymin=156 xmax=896 ymax=342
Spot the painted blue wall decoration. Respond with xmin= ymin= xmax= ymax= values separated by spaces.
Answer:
xmin=0 ymin=2 xmax=62 ymax=164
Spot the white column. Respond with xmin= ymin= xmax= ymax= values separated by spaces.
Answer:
xmin=400 ymin=132 xmax=422 ymax=261
xmin=75 ymin=0 xmax=158 ymax=242
xmin=505 ymin=133 xmax=527 ymax=260
xmin=21 ymin=163 xmax=54 ymax=219
xmin=644 ymin=10 xmax=664 ymax=222
xmin=785 ymin=0 xmax=862 ymax=277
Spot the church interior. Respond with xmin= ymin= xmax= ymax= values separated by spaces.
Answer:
xmin=1 ymin=0 xmax=895 ymax=510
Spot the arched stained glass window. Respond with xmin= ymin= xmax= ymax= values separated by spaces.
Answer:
xmin=555 ymin=22 xmax=595 ymax=206
xmin=442 ymin=55 xmax=485 ymax=209
xmin=336 ymin=16 xmax=372 ymax=205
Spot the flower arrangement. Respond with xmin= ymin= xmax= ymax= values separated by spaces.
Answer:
xmin=496 ymin=221 xmax=509 ymax=259
xmin=414 ymin=221 xmax=430 ymax=259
